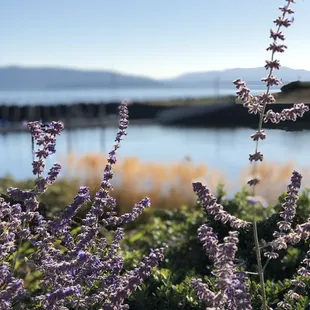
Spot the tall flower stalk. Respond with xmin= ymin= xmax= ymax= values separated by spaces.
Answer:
xmin=233 ymin=1 xmax=306 ymax=309
xmin=193 ymin=1 xmax=309 ymax=309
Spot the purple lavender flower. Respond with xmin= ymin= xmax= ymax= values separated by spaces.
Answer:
xmin=193 ymin=2 xmax=307 ymax=310
xmin=49 ymin=186 xmax=91 ymax=236
xmin=276 ymin=246 xmax=309 ymax=308
xmin=213 ymin=231 xmax=239 ymax=305
xmin=35 ymin=285 xmax=81 ymax=309
xmin=6 ymin=187 xmax=35 ymax=203
xmin=27 ymin=120 xmax=63 ymax=185
xmin=118 ymin=197 xmax=151 ymax=225
xmin=104 ymin=246 xmax=166 ymax=309
xmin=297 ymin=247 xmax=310 ymax=278
xmin=0 ymin=198 xmax=22 ymax=260
xmin=197 ymin=223 xmax=219 ymax=260
xmin=193 ymin=224 xmax=252 ymax=309
xmin=231 ymin=271 xmax=252 ymax=310
xmin=2 ymin=100 xmax=166 ymax=310
xmin=263 ymin=103 xmax=309 ymax=124
xmin=191 ymin=278 xmax=216 ymax=307
xmin=193 ymin=182 xmax=250 ymax=229
xmin=47 ymin=163 xmax=62 ymax=184
xmin=264 ymin=171 xmax=302 ymax=259
xmin=233 ymin=0 xmax=306 ymax=184
xmin=76 ymin=101 xmax=132 ymax=250
xmin=0 ymin=264 xmax=24 ymax=309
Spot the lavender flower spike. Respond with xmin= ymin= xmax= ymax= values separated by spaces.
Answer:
xmin=191 ymin=278 xmax=217 ymax=308
xmin=264 ymin=171 xmax=302 ymax=260
xmin=105 ymin=246 xmax=166 ymax=309
xmin=75 ymin=101 xmax=130 ymax=251
xmin=193 ymin=182 xmax=250 ymax=229
xmin=193 ymin=224 xmax=252 ymax=309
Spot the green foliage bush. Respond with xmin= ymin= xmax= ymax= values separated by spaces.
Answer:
xmin=2 ymin=176 xmax=310 ymax=309
xmin=122 ymin=186 xmax=310 ymax=309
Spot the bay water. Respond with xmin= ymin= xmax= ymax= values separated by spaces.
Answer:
xmin=1 ymin=124 xmax=309 ymax=182
xmin=1 ymin=85 xmax=308 ymax=188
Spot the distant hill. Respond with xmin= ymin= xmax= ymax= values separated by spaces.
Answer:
xmin=165 ymin=67 xmax=310 ymax=86
xmin=1 ymin=65 xmax=310 ymax=90
xmin=0 ymin=66 xmax=162 ymax=90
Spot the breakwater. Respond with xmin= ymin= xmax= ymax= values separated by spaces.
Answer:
xmin=0 ymin=102 xmax=170 ymax=123
xmin=156 ymin=102 xmax=310 ymax=129
xmin=1 ymin=99 xmax=310 ymax=131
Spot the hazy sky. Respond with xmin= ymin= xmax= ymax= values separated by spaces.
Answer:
xmin=1 ymin=0 xmax=309 ymax=78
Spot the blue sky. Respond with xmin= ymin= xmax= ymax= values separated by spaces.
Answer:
xmin=0 ymin=0 xmax=309 ymax=78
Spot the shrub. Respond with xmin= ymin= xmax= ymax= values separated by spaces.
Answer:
xmin=120 ymin=188 xmax=309 ymax=309
xmin=0 ymin=103 xmax=166 ymax=309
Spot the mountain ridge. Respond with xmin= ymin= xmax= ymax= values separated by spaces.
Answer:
xmin=166 ymin=66 xmax=310 ymax=85
xmin=0 ymin=65 xmax=310 ymax=90
xmin=0 ymin=66 xmax=162 ymax=90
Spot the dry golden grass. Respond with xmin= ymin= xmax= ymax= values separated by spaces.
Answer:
xmin=64 ymin=153 xmax=310 ymax=209
xmin=64 ymin=153 xmax=226 ymax=211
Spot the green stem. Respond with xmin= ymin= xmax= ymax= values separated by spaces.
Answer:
xmin=262 ymin=258 xmax=271 ymax=273
xmin=253 ymin=206 xmax=268 ymax=310
xmin=245 ymin=271 xmax=259 ymax=276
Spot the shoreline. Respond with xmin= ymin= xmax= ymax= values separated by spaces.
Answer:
xmin=1 ymin=93 xmax=310 ymax=132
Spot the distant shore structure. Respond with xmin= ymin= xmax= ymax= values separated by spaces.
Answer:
xmin=0 ymin=81 xmax=310 ymax=132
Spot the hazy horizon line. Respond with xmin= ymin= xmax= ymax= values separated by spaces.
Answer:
xmin=1 ymin=64 xmax=310 ymax=80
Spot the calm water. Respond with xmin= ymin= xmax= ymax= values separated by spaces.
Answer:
xmin=1 ymin=125 xmax=309 ymax=181
xmin=1 ymin=85 xmax=301 ymax=184
xmin=0 ymin=84 xmax=280 ymax=105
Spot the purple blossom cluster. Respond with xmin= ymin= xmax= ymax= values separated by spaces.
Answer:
xmin=0 ymin=200 xmax=25 ymax=309
xmin=264 ymin=171 xmax=302 ymax=260
xmin=277 ymin=243 xmax=310 ymax=308
xmin=192 ymin=1 xmax=310 ymax=309
xmin=0 ymin=101 xmax=166 ymax=309
xmin=192 ymin=182 xmax=250 ymax=229
xmin=192 ymin=224 xmax=252 ymax=309
xmin=233 ymin=0 xmax=308 ymax=188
